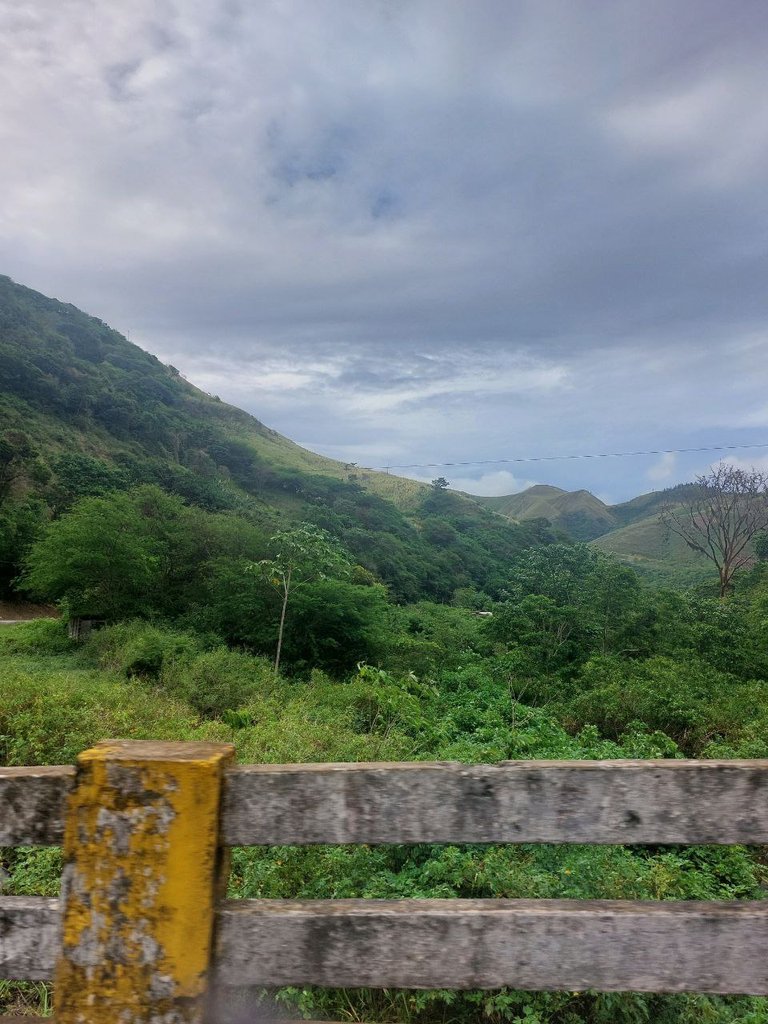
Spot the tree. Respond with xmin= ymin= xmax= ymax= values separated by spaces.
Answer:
xmin=249 ymin=523 xmax=350 ymax=679
xmin=280 ymin=579 xmax=388 ymax=675
xmin=431 ymin=477 xmax=450 ymax=490
xmin=20 ymin=491 xmax=161 ymax=618
xmin=0 ymin=497 xmax=49 ymax=596
xmin=659 ymin=464 xmax=768 ymax=597
xmin=0 ymin=431 xmax=36 ymax=503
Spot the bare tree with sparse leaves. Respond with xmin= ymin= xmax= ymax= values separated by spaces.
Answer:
xmin=659 ymin=464 xmax=768 ymax=597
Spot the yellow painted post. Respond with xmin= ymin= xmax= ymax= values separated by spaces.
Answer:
xmin=54 ymin=740 xmax=234 ymax=1024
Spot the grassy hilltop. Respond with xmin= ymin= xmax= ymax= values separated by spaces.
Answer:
xmin=480 ymin=482 xmax=714 ymax=585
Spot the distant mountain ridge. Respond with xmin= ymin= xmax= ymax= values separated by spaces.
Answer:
xmin=479 ymin=481 xmax=699 ymax=541
xmin=481 ymin=485 xmax=615 ymax=541
xmin=478 ymin=482 xmax=712 ymax=585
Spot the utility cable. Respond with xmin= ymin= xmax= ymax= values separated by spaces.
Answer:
xmin=376 ymin=442 xmax=768 ymax=472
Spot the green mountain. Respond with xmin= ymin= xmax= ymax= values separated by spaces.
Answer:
xmin=0 ymin=275 xmax=555 ymax=602
xmin=479 ymin=482 xmax=720 ymax=584
xmin=589 ymin=483 xmax=716 ymax=586
xmin=481 ymin=485 xmax=615 ymax=541
xmin=609 ymin=483 xmax=702 ymax=528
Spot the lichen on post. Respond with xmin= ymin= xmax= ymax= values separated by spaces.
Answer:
xmin=55 ymin=740 xmax=234 ymax=1024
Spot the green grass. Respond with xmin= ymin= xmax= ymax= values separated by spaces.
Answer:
xmin=2 ymin=620 xmax=768 ymax=1022
xmin=591 ymin=515 xmax=714 ymax=587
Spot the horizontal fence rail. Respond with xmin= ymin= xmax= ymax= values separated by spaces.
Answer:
xmin=4 ymin=895 xmax=768 ymax=995
xmin=0 ymin=897 xmax=60 ymax=981
xmin=7 ymin=759 xmax=768 ymax=848
xmin=218 ymin=759 xmax=768 ymax=845
xmin=4 ymin=744 xmax=768 ymax=1019
xmin=214 ymin=898 xmax=768 ymax=994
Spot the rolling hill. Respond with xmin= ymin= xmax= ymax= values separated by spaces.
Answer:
xmin=479 ymin=482 xmax=718 ymax=585
xmin=590 ymin=515 xmax=713 ymax=587
xmin=0 ymin=274 xmax=726 ymax=595
xmin=0 ymin=275 xmax=555 ymax=602
xmin=481 ymin=485 xmax=616 ymax=541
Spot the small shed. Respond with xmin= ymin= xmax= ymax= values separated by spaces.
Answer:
xmin=67 ymin=617 xmax=106 ymax=641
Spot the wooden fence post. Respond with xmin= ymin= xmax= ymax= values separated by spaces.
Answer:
xmin=54 ymin=740 xmax=234 ymax=1024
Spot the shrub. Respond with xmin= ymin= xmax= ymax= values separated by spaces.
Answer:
xmin=0 ymin=617 xmax=72 ymax=656
xmin=159 ymin=647 xmax=273 ymax=717
xmin=80 ymin=620 xmax=207 ymax=677
xmin=0 ymin=662 xmax=214 ymax=766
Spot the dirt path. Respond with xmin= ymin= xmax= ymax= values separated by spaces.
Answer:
xmin=0 ymin=601 xmax=57 ymax=621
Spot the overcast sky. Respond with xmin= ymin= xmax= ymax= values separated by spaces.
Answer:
xmin=2 ymin=1 xmax=768 ymax=502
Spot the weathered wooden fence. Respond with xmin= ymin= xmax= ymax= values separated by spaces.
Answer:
xmin=2 ymin=742 xmax=768 ymax=1022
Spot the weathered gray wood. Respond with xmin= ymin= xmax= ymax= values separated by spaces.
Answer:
xmin=214 ymin=898 xmax=768 ymax=994
xmin=7 ymin=759 xmax=768 ymax=849
xmin=222 ymin=760 xmax=768 ymax=846
xmin=0 ymin=765 xmax=73 ymax=846
xmin=0 ymin=897 xmax=59 ymax=980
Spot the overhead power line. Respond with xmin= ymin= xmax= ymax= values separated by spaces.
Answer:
xmin=377 ymin=442 xmax=768 ymax=472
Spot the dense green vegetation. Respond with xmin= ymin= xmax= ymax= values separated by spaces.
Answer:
xmin=4 ymin=277 xmax=768 ymax=1023
xmin=4 ymin=538 xmax=768 ymax=1022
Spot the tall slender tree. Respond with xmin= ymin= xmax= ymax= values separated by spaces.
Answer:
xmin=251 ymin=523 xmax=350 ymax=679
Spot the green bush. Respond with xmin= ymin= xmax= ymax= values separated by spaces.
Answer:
xmin=0 ymin=660 xmax=217 ymax=766
xmin=566 ymin=655 xmax=768 ymax=755
xmin=159 ymin=646 xmax=273 ymax=717
xmin=0 ymin=617 xmax=72 ymax=656
xmin=80 ymin=620 xmax=207 ymax=677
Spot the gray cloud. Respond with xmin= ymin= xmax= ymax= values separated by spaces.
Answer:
xmin=2 ymin=0 xmax=768 ymax=499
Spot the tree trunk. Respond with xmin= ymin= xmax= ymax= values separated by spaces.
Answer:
xmin=274 ymin=570 xmax=291 ymax=680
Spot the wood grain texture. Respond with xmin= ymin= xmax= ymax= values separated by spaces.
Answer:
xmin=0 ymin=897 xmax=59 ymax=981
xmin=0 ymin=766 xmax=73 ymax=846
xmin=214 ymin=898 xmax=768 ymax=994
xmin=8 ymin=759 xmax=768 ymax=849
xmin=221 ymin=760 xmax=768 ymax=846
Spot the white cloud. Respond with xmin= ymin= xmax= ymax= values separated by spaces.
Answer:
xmin=342 ymin=356 xmax=569 ymax=417
xmin=2 ymin=2 xmax=768 ymax=502
xmin=647 ymin=452 xmax=677 ymax=483
xmin=606 ymin=72 xmax=768 ymax=189
xmin=402 ymin=468 xmax=537 ymax=497
xmin=708 ymin=454 xmax=768 ymax=476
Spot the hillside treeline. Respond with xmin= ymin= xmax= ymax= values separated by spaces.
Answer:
xmin=0 ymin=273 xmax=557 ymax=604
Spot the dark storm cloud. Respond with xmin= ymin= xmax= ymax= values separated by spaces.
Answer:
xmin=1 ymin=0 xmax=767 ymax=498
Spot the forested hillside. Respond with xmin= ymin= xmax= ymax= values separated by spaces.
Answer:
xmin=0 ymin=275 xmax=554 ymax=607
